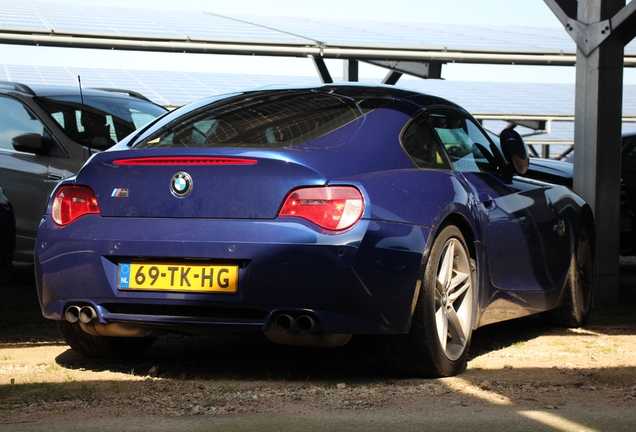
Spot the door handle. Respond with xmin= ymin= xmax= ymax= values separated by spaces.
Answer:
xmin=48 ymin=173 xmax=64 ymax=181
xmin=478 ymin=193 xmax=494 ymax=209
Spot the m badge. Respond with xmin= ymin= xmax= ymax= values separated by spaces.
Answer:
xmin=111 ymin=188 xmax=129 ymax=198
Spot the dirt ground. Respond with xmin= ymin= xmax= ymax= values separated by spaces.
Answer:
xmin=0 ymin=261 xmax=635 ymax=431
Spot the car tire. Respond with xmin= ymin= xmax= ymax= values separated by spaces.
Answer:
xmin=383 ymin=225 xmax=476 ymax=377
xmin=544 ymin=220 xmax=594 ymax=328
xmin=57 ymin=321 xmax=156 ymax=358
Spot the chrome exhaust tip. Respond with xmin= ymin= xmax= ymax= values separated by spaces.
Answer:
xmin=65 ymin=305 xmax=81 ymax=323
xmin=78 ymin=306 xmax=97 ymax=324
xmin=275 ymin=314 xmax=296 ymax=332
xmin=296 ymin=315 xmax=318 ymax=334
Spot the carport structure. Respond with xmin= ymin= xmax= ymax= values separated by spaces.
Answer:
xmin=0 ymin=0 xmax=635 ymax=305
xmin=545 ymin=0 xmax=636 ymax=305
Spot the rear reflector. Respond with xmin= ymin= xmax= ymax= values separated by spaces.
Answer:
xmin=114 ymin=157 xmax=257 ymax=165
xmin=279 ymin=186 xmax=364 ymax=231
xmin=52 ymin=186 xmax=100 ymax=226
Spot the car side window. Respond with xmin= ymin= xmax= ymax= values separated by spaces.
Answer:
xmin=0 ymin=96 xmax=46 ymax=152
xmin=401 ymin=117 xmax=451 ymax=169
xmin=426 ymin=112 xmax=498 ymax=173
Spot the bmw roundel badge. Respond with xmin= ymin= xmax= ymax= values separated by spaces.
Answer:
xmin=171 ymin=171 xmax=193 ymax=197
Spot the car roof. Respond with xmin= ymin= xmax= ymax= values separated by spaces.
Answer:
xmin=0 ymin=81 xmax=153 ymax=101
xmin=187 ymin=83 xmax=465 ymax=114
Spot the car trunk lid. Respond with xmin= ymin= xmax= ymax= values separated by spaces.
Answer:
xmin=75 ymin=150 xmax=327 ymax=219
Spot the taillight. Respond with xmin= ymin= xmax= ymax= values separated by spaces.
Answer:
xmin=51 ymin=186 xmax=100 ymax=226
xmin=279 ymin=186 xmax=364 ymax=231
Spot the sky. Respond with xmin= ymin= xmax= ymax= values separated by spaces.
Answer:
xmin=1 ymin=0 xmax=634 ymax=84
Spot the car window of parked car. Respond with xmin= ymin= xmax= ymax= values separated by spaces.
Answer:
xmin=426 ymin=111 xmax=499 ymax=173
xmin=401 ymin=117 xmax=451 ymax=169
xmin=135 ymin=91 xmax=392 ymax=149
xmin=36 ymin=96 xmax=166 ymax=151
xmin=0 ymin=96 xmax=46 ymax=152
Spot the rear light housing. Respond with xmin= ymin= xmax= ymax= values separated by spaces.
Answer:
xmin=279 ymin=186 xmax=364 ymax=232
xmin=51 ymin=186 xmax=100 ymax=226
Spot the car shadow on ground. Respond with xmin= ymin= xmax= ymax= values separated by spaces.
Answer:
xmin=3 ymin=260 xmax=635 ymax=382
xmin=48 ymin=320 xmax=559 ymax=382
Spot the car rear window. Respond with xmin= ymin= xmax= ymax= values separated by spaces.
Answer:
xmin=134 ymin=90 xmax=391 ymax=149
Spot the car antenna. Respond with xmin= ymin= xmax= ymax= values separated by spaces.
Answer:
xmin=78 ymin=75 xmax=94 ymax=155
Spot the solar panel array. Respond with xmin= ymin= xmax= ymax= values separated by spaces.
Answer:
xmin=1 ymin=0 xmax=635 ymax=150
xmin=1 ymin=0 xmax=635 ymax=54
xmin=2 ymin=63 xmax=636 ymax=150
xmin=4 ymin=63 xmax=635 ymax=113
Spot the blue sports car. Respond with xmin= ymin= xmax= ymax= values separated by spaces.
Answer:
xmin=35 ymin=85 xmax=594 ymax=377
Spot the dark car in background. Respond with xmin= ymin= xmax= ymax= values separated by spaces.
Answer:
xmin=0 ymin=82 xmax=167 ymax=261
xmin=557 ymin=132 xmax=636 ymax=255
xmin=0 ymin=183 xmax=15 ymax=283
xmin=616 ymin=132 xmax=636 ymax=233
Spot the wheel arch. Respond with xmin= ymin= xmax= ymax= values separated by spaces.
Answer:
xmin=437 ymin=213 xmax=478 ymax=261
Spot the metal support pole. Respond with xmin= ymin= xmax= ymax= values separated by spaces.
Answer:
xmin=344 ymin=59 xmax=359 ymax=82
xmin=572 ymin=0 xmax=625 ymax=306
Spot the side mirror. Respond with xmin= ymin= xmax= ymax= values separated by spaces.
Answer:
xmin=12 ymin=133 xmax=46 ymax=155
xmin=500 ymin=129 xmax=529 ymax=175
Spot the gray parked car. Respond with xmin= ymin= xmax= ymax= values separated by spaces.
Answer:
xmin=0 ymin=183 xmax=15 ymax=283
xmin=0 ymin=82 xmax=167 ymax=261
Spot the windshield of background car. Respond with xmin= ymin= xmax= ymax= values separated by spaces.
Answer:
xmin=133 ymin=90 xmax=391 ymax=149
xmin=36 ymin=95 xmax=167 ymax=151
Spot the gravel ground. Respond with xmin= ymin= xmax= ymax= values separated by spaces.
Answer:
xmin=0 ymin=262 xmax=635 ymax=430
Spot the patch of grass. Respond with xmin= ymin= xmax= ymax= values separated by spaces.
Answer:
xmin=15 ymin=382 xmax=66 ymax=404
xmin=110 ymin=382 xmax=125 ymax=394
xmin=218 ymin=385 xmax=240 ymax=394
xmin=46 ymin=364 xmax=61 ymax=372
xmin=145 ymin=380 xmax=172 ymax=392
xmin=582 ymin=341 xmax=618 ymax=354
xmin=548 ymin=340 xmax=567 ymax=347
xmin=77 ymin=384 xmax=95 ymax=399
xmin=64 ymin=371 xmax=77 ymax=383
xmin=2 ymin=381 xmax=100 ymax=406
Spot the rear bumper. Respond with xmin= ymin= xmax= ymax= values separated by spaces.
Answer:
xmin=35 ymin=215 xmax=431 ymax=335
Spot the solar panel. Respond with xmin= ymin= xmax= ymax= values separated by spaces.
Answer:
xmin=4 ymin=62 xmax=635 ymax=109
xmin=1 ymin=1 xmax=310 ymax=43
xmin=1 ymin=0 xmax=634 ymax=55
xmin=1 ymin=1 xmax=635 ymax=148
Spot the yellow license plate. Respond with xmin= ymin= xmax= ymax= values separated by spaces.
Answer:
xmin=118 ymin=262 xmax=238 ymax=293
